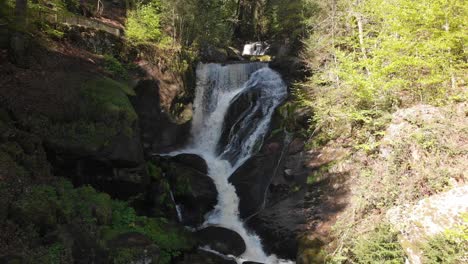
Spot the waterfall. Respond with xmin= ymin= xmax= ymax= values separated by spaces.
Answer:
xmin=179 ymin=63 xmax=291 ymax=263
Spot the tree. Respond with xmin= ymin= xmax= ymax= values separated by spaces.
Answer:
xmin=10 ymin=0 xmax=29 ymax=68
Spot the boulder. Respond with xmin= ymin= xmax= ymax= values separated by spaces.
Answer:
xmin=131 ymin=79 xmax=190 ymax=154
xmin=199 ymin=44 xmax=228 ymax=63
xmin=172 ymin=153 xmax=208 ymax=174
xmin=246 ymin=191 xmax=306 ymax=260
xmin=195 ymin=226 xmax=246 ymax=256
xmin=63 ymin=25 xmax=124 ymax=57
xmin=229 ymin=146 xmax=282 ymax=219
xmin=226 ymin=47 xmax=244 ymax=61
xmin=164 ymin=155 xmax=217 ymax=227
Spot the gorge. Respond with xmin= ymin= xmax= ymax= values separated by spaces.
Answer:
xmin=167 ymin=62 xmax=292 ymax=263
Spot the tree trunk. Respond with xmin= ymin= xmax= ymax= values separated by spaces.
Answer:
xmin=353 ymin=0 xmax=369 ymax=75
xmin=10 ymin=0 xmax=29 ymax=68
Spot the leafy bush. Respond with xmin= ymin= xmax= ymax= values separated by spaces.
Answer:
xmin=126 ymin=2 xmax=163 ymax=43
xmin=351 ymin=224 xmax=405 ymax=264
xmin=102 ymin=55 xmax=129 ymax=80
xmin=301 ymin=0 xmax=467 ymax=146
xmin=422 ymin=216 xmax=468 ymax=264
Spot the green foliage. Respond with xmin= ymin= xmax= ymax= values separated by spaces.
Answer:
xmin=301 ymin=0 xmax=467 ymax=146
xmin=11 ymin=185 xmax=59 ymax=230
xmin=104 ymin=201 xmax=193 ymax=263
xmin=39 ymin=243 xmax=67 ymax=264
xmin=351 ymin=224 xmax=405 ymax=264
xmin=111 ymin=248 xmax=143 ymax=264
xmin=82 ymin=77 xmax=136 ymax=121
xmin=102 ymin=55 xmax=129 ymax=80
xmin=147 ymin=161 xmax=162 ymax=180
xmin=126 ymin=1 xmax=163 ymax=43
xmin=7 ymin=179 xmax=193 ymax=264
xmin=422 ymin=215 xmax=468 ymax=264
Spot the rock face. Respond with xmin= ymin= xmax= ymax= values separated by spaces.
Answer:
xmin=229 ymin=125 xmax=310 ymax=259
xmin=387 ymin=185 xmax=468 ymax=264
xmin=63 ymin=25 xmax=125 ymax=57
xmin=195 ymin=226 xmax=246 ymax=256
xmin=162 ymin=154 xmax=217 ymax=227
xmin=132 ymin=79 xmax=191 ymax=154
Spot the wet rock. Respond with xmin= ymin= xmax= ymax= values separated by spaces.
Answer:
xmin=172 ymin=153 xmax=208 ymax=174
xmin=229 ymin=149 xmax=281 ymax=219
xmin=164 ymin=155 xmax=217 ymax=227
xmin=226 ymin=47 xmax=244 ymax=61
xmin=131 ymin=79 xmax=191 ymax=154
xmin=195 ymin=226 xmax=246 ymax=256
xmin=217 ymin=87 xmax=262 ymax=161
xmin=175 ymin=249 xmax=237 ymax=264
xmin=246 ymin=191 xmax=306 ymax=260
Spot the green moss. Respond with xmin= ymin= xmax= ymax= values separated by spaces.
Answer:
xmin=103 ymin=55 xmax=129 ymax=80
xmin=5 ymin=176 xmax=193 ymax=264
xmin=0 ymin=149 xmax=28 ymax=178
xmin=39 ymin=243 xmax=67 ymax=264
xmin=103 ymin=201 xmax=193 ymax=263
xmin=20 ymin=77 xmax=138 ymax=153
xmin=52 ymin=120 xmax=118 ymax=151
xmin=111 ymin=248 xmax=143 ymax=264
xmin=81 ymin=77 xmax=136 ymax=121
xmin=147 ymin=161 xmax=163 ymax=180
xmin=11 ymin=185 xmax=59 ymax=230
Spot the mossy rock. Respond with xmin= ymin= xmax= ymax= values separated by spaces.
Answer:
xmin=297 ymin=237 xmax=326 ymax=264
xmin=17 ymin=77 xmax=141 ymax=163
xmin=10 ymin=185 xmax=59 ymax=231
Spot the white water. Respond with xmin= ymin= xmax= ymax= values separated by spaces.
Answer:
xmin=176 ymin=63 xmax=292 ymax=263
xmin=242 ymin=42 xmax=270 ymax=56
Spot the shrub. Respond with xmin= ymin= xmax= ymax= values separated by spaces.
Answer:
xmin=102 ymin=55 xmax=129 ymax=80
xmin=351 ymin=224 xmax=405 ymax=264
xmin=422 ymin=216 xmax=468 ymax=264
xmin=126 ymin=2 xmax=163 ymax=43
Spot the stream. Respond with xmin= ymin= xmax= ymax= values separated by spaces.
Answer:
xmin=172 ymin=62 xmax=292 ymax=264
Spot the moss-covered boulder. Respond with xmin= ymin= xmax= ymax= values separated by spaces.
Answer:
xmin=161 ymin=155 xmax=217 ymax=227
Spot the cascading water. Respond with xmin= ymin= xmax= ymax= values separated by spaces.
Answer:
xmin=176 ymin=62 xmax=292 ymax=263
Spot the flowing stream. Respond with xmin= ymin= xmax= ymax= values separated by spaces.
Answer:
xmin=175 ymin=62 xmax=292 ymax=263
